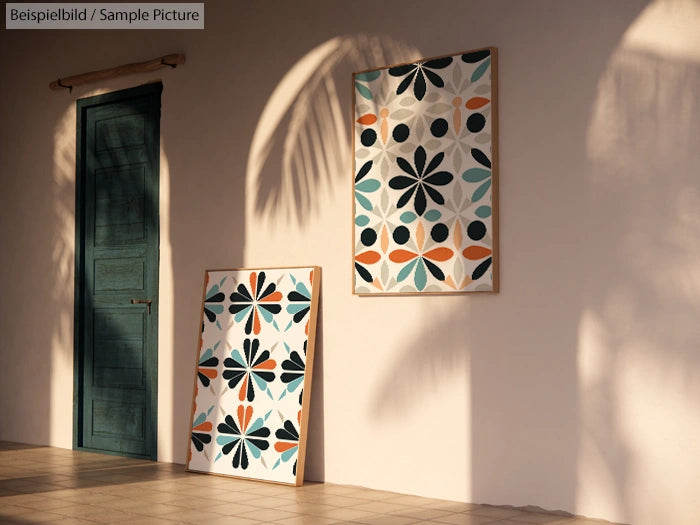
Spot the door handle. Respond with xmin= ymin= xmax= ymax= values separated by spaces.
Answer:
xmin=131 ymin=299 xmax=152 ymax=314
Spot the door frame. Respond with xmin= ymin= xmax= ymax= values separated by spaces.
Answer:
xmin=73 ymin=82 xmax=162 ymax=459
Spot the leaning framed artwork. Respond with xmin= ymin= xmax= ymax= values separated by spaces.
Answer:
xmin=187 ymin=266 xmax=321 ymax=485
xmin=353 ymin=47 xmax=498 ymax=294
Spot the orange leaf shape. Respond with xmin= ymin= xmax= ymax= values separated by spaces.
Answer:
xmin=389 ymin=249 xmax=418 ymax=263
xmin=249 ymin=272 xmax=257 ymax=294
xmin=424 ymin=247 xmax=454 ymax=262
xmin=254 ymin=359 xmax=277 ymax=370
xmin=238 ymin=376 xmax=248 ymax=401
xmin=261 ymin=291 xmax=282 ymax=302
xmin=253 ymin=308 xmax=261 ymax=334
xmin=356 ymin=251 xmax=381 ymax=264
xmin=416 ymin=222 xmax=425 ymax=251
xmin=453 ymin=219 xmax=463 ymax=250
xmin=198 ymin=368 xmax=217 ymax=379
xmin=444 ymin=276 xmax=457 ymax=289
xmin=463 ymin=246 xmax=492 ymax=260
xmin=240 ymin=405 xmax=253 ymax=431
xmin=275 ymin=442 xmax=297 ymax=453
xmin=372 ymin=278 xmax=383 ymax=290
xmin=460 ymin=276 xmax=473 ymax=289
xmin=466 ymin=97 xmax=490 ymax=109
xmin=381 ymin=224 xmax=389 ymax=253
xmin=194 ymin=422 xmax=212 ymax=432
xmin=357 ymin=113 xmax=377 ymax=125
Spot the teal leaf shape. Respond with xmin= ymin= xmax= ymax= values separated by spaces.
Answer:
xmin=475 ymin=205 xmax=492 ymax=218
xmin=471 ymin=58 xmax=491 ymax=82
xmin=355 ymin=81 xmax=373 ymax=100
xmin=463 ymin=168 xmax=491 ymax=183
xmin=471 ymin=180 xmax=492 ymax=202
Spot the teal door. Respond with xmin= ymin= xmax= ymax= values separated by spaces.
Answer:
xmin=74 ymin=83 xmax=161 ymax=459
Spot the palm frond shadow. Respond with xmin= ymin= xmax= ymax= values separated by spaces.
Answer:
xmin=247 ymin=35 xmax=421 ymax=226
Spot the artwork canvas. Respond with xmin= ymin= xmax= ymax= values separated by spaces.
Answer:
xmin=353 ymin=47 xmax=498 ymax=294
xmin=187 ymin=266 xmax=321 ymax=485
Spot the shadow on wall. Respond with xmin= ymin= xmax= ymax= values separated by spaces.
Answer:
xmin=369 ymin=0 xmax=657 ymax=520
xmin=247 ymin=34 xmax=422 ymax=227
xmin=580 ymin=1 xmax=700 ymax=522
xmin=244 ymin=34 xmax=422 ymax=481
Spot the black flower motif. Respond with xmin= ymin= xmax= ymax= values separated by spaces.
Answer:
xmin=389 ymin=146 xmax=453 ymax=216
xmin=388 ymin=57 xmax=453 ymax=100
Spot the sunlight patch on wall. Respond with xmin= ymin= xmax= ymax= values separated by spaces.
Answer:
xmin=50 ymin=104 xmax=78 ymax=447
xmin=157 ymin=140 xmax=175 ymax=463
xmin=581 ymin=1 xmax=700 ymax=523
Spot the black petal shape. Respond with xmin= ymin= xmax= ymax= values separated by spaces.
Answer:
xmin=200 ymin=357 xmax=218 ymax=368
xmin=233 ymin=441 xmax=248 ymax=469
xmin=462 ymin=50 xmax=490 ymax=63
xmin=414 ymin=146 xmax=427 ymax=175
xmin=472 ymin=257 xmax=493 ymax=280
xmin=197 ymin=371 xmax=211 ymax=387
xmin=424 ymin=57 xmax=453 ymax=69
xmin=389 ymin=175 xmax=416 ymax=190
xmin=413 ymin=70 xmax=426 ymax=100
xmin=388 ymin=64 xmax=416 ymax=76
xmin=221 ymin=437 xmax=240 ymax=456
xmin=206 ymin=291 xmax=225 ymax=303
xmin=396 ymin=70 xmax=416 ymax=95
xmin=471 ymin=148 xmax=491 ymax=168
xmin=288 ymin=291 xmax=309 ymax=302
xmin=424 ymin=258 xmax=445 ymax=281
xmin=396 ymin=185 xmax=416 ymax=209
xmin=396 ymin=156 xmax=417 ymax=177
xmin=276 ymin=420 xmax=300 ymax=441
xmin=424 ymin=151 xmax=444 ymax=176
xmin=424 ymin=170 xmax=453 ymax=186
xmin=414 ymin=186 xmax=427 ymax=216
xmin=355 ymin=160 xmax=373 ymax=182
xmin=424 ymin=184 xmax=445 ymax=205
xmin=424 ymin=68 xmax=445 ymax=88
xmin=355 ymin=262 xmax=373 ymax=283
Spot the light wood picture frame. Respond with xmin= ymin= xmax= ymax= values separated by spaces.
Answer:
xmin=186 ymin=266 xmax=321 ymax=485
xmin=353 ymin=47 xmax=498 ymax=295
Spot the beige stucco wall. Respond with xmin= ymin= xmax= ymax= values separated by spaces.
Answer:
xmin=2 ymin=1 xmax=700 ymax=523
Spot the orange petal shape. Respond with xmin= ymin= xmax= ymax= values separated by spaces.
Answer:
xmin=416 ymin=222 xmax=425 ymax=252
xmin=460 ymin=276 xmax=473 ymax=289
xmin=198 ymin=368 xmax=217 ymax=379
xmin=254 ymin=359 xmax=277 ymax=370
xmin=249 ymin=272 xmax=257 ymax=294
xmin=424 ymin=247 xmax=454 ymax=262
xmin=242 ymin=405 xmax=253 ymax=431
xmin=274 ymin=442 xmax=297 ymax=453
xmin=357 ymin=113 xmax=377 ymax=125
xmin=261 ymin=291 xmax=282 ymax=302
xmin=238 ymin=376 xmax=248 ymax=401
xmin=371 ymin=278 xmax=383 ymax=290
xmin=356 ymin=251 xmax=381 ymax=264
xmin=381 ymin=224 xmax=389 ymax=254
xmin=444 ymin=276 xmax=457 ymax=289
xmin=453 ymin=219 xmax=463 ymax=250
xmin=194 ymin=422 xmax=212 ymax=432
xmin=389 ymin=249 xmax=419 ymax=263
xmin=466 ymin=97 xmax=490 ymax=109
xmin=253 ymin=308 xmax=261 ymax=335
xmin=463 ymin=245 xmax=492 ymax=260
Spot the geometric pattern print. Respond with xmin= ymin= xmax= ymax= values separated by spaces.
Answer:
xmin=353 ymin=47 xmax=498 ymax=294
xmin=187 ymin=267 xmax=320 ymax=485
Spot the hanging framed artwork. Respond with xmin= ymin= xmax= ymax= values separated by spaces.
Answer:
xmin=353 ymin=47 xmax=498 ymax=294
xmin=187 ymin=266 xmax=321 ymax=485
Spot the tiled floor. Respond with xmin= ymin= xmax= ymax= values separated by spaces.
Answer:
xmin=0 ymin=442 xmax=624 ymax=525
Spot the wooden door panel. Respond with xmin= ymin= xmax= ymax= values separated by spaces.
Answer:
xmin=75 ymin=83 xmax=160 ymax=459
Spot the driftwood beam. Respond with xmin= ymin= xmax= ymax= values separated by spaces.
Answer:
xmin=49 ymin=53 xmax=185 ymax=91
